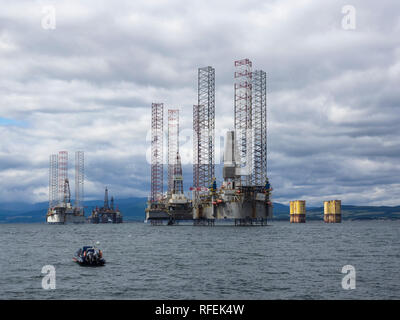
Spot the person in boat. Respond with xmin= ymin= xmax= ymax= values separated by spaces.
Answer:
xmin=86 ymin=248 xmax=94 ymax=264
xmin=74 ymin=246 xmax=105 ymax=266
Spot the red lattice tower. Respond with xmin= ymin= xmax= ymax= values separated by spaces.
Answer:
xmin=168 ymin=109 xmax=179 ymax=194
xmin=234 ymin=59 xmax=253 ymax=186
xmin=151 ymin=103 xmax=164 ymax=201
xmin=173 ymin=152 xmax=184 ymax=194
xmin=58 ymin=151 xmax=68 ymax=203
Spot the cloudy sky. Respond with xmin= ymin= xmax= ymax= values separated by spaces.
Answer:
xmin=0 ymin=0 xmax=399 ymax=206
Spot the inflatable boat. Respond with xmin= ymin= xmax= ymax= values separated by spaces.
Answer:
xmin=73 ymin=246 xmax=106 ymax=266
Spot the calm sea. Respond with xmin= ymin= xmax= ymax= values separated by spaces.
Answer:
xmin=0 ymin=220 xmax=399 ymax=299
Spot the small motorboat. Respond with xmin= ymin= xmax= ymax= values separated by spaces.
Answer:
xmin=73 ymin=246 xmax=106 ymax=266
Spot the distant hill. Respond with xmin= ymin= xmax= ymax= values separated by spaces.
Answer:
xmin=0 ymin=197 xmax=148 ymax=223
xmin=0 ymin=198 xmax=399 ymax=223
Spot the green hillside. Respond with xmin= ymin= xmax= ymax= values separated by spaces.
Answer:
xmin=1 ymin=198 xmax=399 ymax=223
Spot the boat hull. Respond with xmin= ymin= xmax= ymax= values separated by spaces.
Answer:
xmin=47 ymin=213 xmax=86 ymax=224
xmin=72 ymin=257 xmax=106 ymax=267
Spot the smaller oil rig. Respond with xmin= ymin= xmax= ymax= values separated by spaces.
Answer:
xmin=88 ymin=187 xmax=123 ymax=223
xmin=47 ymin=151 xmax=85 ymax=224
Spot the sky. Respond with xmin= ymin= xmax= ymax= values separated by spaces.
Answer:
xmin=0 ymin=0 xmax=399 ymax=206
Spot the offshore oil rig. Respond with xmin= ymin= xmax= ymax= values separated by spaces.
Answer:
xmin=46 ymin=151 xmax=86 ymax=224
xmin=145 ymin=59 xmax=273 ymax=225
xmin=88 ymin=187 xmax=123 ymax=223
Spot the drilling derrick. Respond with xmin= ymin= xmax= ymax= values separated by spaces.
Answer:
xmin=49 ymin=154 xmax=58 ymax=208
xmin=252 ymin=70 xmax=267 ymax=186
xmin=234 ymin=59 xmax=253 ymax=186
xmin=110 ymin=196 xmax=114 ymax=210
xmin=151 ymin=103 xmax=164 ymax=202
xmin=58 ymin=151 xmax=69 ymax=205
xmin=193 ymin=66 xmax=215 ymax=189
xmin=167 ymin=150 xmax=192 ymax=223
xmin=104 ymin=187 xmax=109 ymax=209
xmin=74 ymin=151 xmax=84 ymax=212
xmin=168 ymin=109 xmax=179 ymax=194
xmin=173 ymin=152 xmax=184 ymax=194
xmin=64 ymin=178 xmax=71 ymax=205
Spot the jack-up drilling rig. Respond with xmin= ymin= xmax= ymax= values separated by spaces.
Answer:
xmin=145 ymin=60 xmax=273 ymax=225
xmin=46 ymin=151 xmax=86 ymax=224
